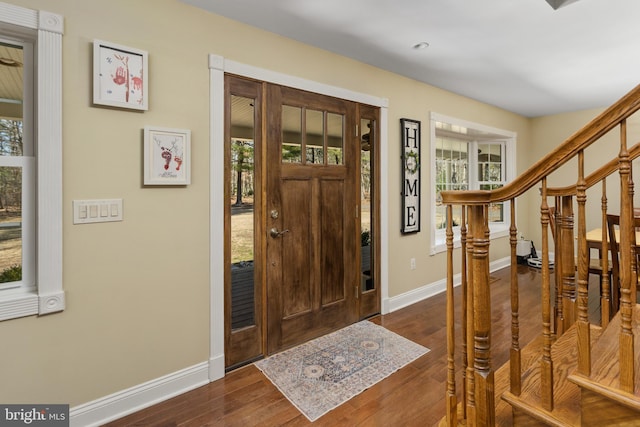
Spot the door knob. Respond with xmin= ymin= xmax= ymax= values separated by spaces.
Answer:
xmin=270 ymin=228 xmax=290 ymax=238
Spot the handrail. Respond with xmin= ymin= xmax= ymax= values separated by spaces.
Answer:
xmin=442 ymin=82 xmax=640 ymax=427
xmin=441 ymin=83 xmax=640 ymax=205
xmin=547 ymin=142 xmax=640 ymax=196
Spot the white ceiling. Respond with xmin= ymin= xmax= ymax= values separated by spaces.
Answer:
xmin=181 ymin=0 xmax=640 ymax=118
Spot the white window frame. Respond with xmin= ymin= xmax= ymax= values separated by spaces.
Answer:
xmin=0 ymin=2 xmax=64 ymax=320
xmin=430 ymin=112 xmax=516 ymax=255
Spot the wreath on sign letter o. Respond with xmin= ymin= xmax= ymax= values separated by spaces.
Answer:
xmin=405 ymin=150 xmax=420 ymax=175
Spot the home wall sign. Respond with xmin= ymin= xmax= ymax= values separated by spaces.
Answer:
xmin=401 ymin=118 xmax=420 ymax=233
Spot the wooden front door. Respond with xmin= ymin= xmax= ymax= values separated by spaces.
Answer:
xmin=265 ymin=84 xmax=358 ymax=354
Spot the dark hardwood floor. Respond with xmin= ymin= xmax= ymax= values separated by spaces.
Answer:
xmin=105 ymin=265 xmax=603 ymax=426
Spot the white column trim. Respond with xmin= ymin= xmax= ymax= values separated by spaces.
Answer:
xmin=37 ymin=10 xmax=65 ymax=315
xmin=0 ymin=2 xmax=65 ymax=320
xmin=208 ymin=54 xmax=226 ymax=381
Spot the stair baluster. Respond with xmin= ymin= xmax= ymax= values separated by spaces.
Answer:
xmin=576 ymin=150 xmax=591 ymax=376
xmin=540 ymin=178 xmax=554 ymax=410
xmin=445 ymin=204 xmax=457 ymax=426
xmin=509 ymin=201 xmax=521 ymax=396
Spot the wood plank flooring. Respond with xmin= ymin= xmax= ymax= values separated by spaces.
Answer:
xmin=105 ymin=265 xmax=603 ymax=427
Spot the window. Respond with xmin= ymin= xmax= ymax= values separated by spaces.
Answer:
xmin=430 ymin=113 xmax=516 ymax=254
xmin=0 ymin=3 xmax=64 ymax=320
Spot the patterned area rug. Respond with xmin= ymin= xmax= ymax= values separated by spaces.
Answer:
xmin=254 ymin=321 xmax=430 ymax=421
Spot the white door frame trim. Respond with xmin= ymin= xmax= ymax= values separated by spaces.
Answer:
xmin=208 ymin=54 xmax=389 ymax=380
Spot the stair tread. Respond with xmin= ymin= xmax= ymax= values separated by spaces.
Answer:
xmin=494 ymin=334 xmax=545 ymax=425
xmin=437 ymin=334 xmax=544 ymax=426
xmin=502 ymin=324 xmax=603 ymax=426
xmin=568 ymin=303 xmax=640 ymax=401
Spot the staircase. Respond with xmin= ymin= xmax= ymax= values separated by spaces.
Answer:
xmin=438 ymin=84 xmax=640 ymax=426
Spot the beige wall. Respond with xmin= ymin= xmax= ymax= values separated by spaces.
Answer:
xmin=529 ymin=108 xmax=640 ymax=246
xmin=1 ymin=0 xmax=599 ymax=408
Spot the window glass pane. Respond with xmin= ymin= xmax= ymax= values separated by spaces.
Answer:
xmin=0 ymin=42 xmax=25 ymax=286
xmin=0 ymin=166 xmax=22 ymax=285
xmin=435 ymin=136 xmax=468 ymax=229
xmin=327 ymin=112 xmax=343 ymax=165
xmin=282 ymin=105 xmax=302 ymax=163
xmin=478 ymin=143 xmax=503 ymax=182
xmin=230 ymin=95 xmax=255 ymax=329
xmin=305 ymin=109 xmax=324 ymax=164
xmin=360 ymin=118 xmax=373 ymax=292
xmin=435 ymin=204 xmax=463 ymax=230
xmin=0 ymin=43 xmax=24 ymax=157
xmin=0 ymin=120 xmax=23 ymax=157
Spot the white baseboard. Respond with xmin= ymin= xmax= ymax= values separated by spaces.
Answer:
xmin=70 ymin=362 xmax=209 ymax=427
xmin=209 ymin=354 xmax=225 ymax=381
xmin=68 ymin=257 xmax=511 ymax=426
xmin=385 ymin=256 xmax=510 ymax=313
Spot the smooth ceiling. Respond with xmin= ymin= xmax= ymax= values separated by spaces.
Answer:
xmin=181 ymin=0 xmax=640 ymax=118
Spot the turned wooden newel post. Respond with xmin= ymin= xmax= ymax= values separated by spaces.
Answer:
xmin=470 ymin=204 xmax=494 ymax=426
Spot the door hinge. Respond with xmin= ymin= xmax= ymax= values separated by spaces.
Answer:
xmin=355 ymin=124 xmax=358 ymax=137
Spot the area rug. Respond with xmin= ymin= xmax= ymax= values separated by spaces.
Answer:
xmin=254 ymin=321 xmax=430 ymax=421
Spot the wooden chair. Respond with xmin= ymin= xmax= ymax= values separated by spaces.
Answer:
xmin=605 ymin=213 xmax=640 ymax=311
xmin=549 ymin=206 xmax=612 ymax=291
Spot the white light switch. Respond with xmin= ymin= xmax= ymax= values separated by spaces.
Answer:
xmin=73 ymin=199 xmax=123 ymax=224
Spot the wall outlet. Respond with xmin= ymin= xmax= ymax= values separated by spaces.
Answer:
xmin=410 ymin=258 xmax=416 ymax=270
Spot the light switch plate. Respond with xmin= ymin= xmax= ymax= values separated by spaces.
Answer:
xmin=73 ymin=199 xmax=123 ymax=224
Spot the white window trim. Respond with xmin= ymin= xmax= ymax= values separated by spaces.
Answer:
xmin=430 ymin=112 xmax=516 ymax=255
xmin=0 ymin=2 xmax=64 ymax=321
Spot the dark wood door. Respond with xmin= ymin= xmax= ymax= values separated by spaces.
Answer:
xmin=266 ymin=84 xmax=358 ymax=354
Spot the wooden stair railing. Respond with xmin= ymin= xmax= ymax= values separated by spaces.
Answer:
xmin=441 ymin=83 xmax=640 ymax=426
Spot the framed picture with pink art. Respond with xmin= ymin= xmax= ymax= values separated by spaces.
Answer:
xmin=143 ymin=126 xmax=191 ymax=186
xmin=93 ymin=39 xmax=148 ymax=110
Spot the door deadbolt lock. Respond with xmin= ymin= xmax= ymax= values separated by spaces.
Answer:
xmin=270 ymin=228 xmax=289 ymax=238
xmin=270 ymin=210 xmax=279 ymax=219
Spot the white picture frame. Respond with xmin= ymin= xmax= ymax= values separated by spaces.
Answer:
xmin=93 ymin=39 xmax=148 ymax=110
xmin=143 ymin=126 xmax=191 ymax=186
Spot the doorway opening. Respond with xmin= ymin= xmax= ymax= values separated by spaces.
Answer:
xmin=224 ymin=76 xmax=381 ymax=369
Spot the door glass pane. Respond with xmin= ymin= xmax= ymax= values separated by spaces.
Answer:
xmin=305 ymin=109 xmax=324 ymax=164
xmin=360 ymin=118 xmax=373 ymax=292
xmin=282 ymin=105 xmax=302 ymax=163
xmin=230 ymin=95 xmax=256 ymax=329
xmin=327 ymin=112 xmax=344 ymax=165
